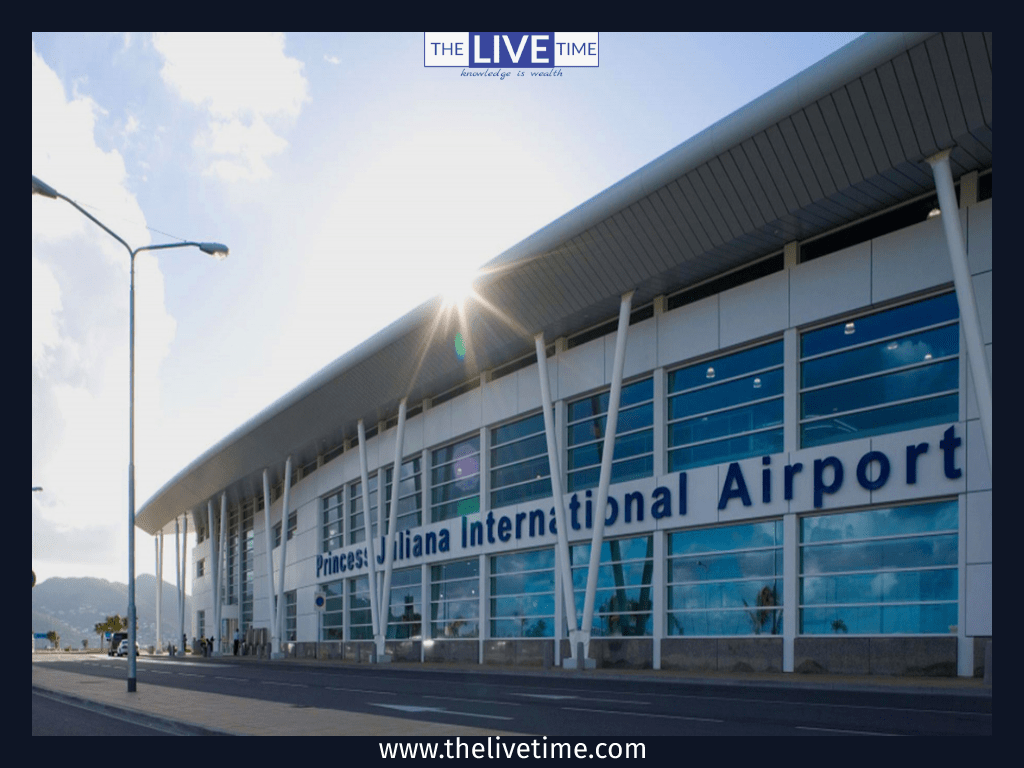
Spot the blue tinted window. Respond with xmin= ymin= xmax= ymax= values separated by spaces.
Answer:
xmin=667 ymin=521 xmax=783 ymax=637
xmin=570 ymin=535 xmax=653 ymax=637
xmin=801 ymin=293 xmax=958 ymax=357
xmin=799 ymin=293 xmax=959 ymax=448
xmin=431 ymin=558 xmax=479 ymax=638
xmin=490 ymin=549 xmax=555 ymax=638
xmin=799 ymin=501 xmax=958 ymax=635
xmin=491 ymin=412 xmax=551 ymax=509
xmin=668 ymin=341 xmax=783 ymax=471
xmin=568 ymin=378 xmax=653 ymax=492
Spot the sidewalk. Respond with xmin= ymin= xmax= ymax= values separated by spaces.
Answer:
xmin=31 ymin=652 xmax=990 ymax=737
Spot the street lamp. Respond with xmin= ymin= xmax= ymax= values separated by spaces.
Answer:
xmin=32 ymin=175 xmax=228 ymax=692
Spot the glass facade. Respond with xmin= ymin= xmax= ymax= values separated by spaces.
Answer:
xmin=349 ymin=575 xmax=373 ymax=640
xmin=386 ymin=567 xmax=422 ymax=639
xmin=431 ymin=558 xmax=480 ymax=638
xmin=570 ymin=535 xmax=653 ymax=636
xmin=667 ymin=521 xmax=784 ymax=636
xmin=284 ymin=590 xmax=297 ymax=642
xmin=348 ymin=475 xmax=378 ymax=545
xmin=321 ymin=579 xmax=343 ymax=641
xmin=322 ymin=489 xmax=344 ymax=552
xmin=490 ymin=548 xmax=555 ymax=638
xmin=800 ymin=292 xmax=959 ymax=448
xmin=431 ymin=435 xmax=480 ymax=522
xmin=490 ymin=411 xmax=551 ymax=509
xmin=800 ymin=500 xmax=958 ymax=635
xmin=383 ymin=458 xmax=423 ymax=532
xmin=668 ymin=341 xmax=784 ymax=470
xmin=223 ymin=284 xmax=974 ymax=660
xmin=567 ymin=377 xmax=654 ymax=491
xmin=273 ymin=511 xmax=297 ymax=548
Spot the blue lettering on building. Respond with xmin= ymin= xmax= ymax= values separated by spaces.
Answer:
xmin=317 ymin=425 xmax=964 ymax=579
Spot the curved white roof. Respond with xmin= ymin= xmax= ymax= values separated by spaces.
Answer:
xmin=137 ymin=32 xmax=992 ymax=534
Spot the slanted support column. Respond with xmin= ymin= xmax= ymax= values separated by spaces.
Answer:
xmin=535 ymin=332 xmax=581 ymax=665
xmin=357 ymin=419 xmax=382 ymax=661
xmin=262 ymin=469 xmax=277 ymax=654
xmin=376 ymin=399 xmax=408 ymax=661
xmin=581 ymin=289 xmax=634 ymax=665
xmin=273 ymin=456 xmax=293 ymax=658
xmin=927 ymin=149 xmax=992 ymax=466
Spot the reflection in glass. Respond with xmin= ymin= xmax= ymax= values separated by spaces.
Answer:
xmin=799 ymin=501 xmax=958 ymax=635
xmin=571 ymin=536 xmax=653 ymax=636
xmin=800 ymin=292 xmax=959 ymax=448
xmin=386 ymin=567 xmax=422 ymax=639
xmin=668 ymin=341 xmax=784 ymax=471
xmin=568 ymin=379 xmax=654 ymax=492
xmin=667 ymin=521 xmax=783 ymax=636
xmin=431 ymin=558 xmax=480 ymax=638
xmin=490 ymin=548 xmax=555 ymax=638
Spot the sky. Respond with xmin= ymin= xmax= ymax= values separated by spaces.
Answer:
xmin=31 ymin=32 xmax=865 ymax=590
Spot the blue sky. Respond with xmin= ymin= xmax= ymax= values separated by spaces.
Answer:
xmin=31 ymin=32 xmax=864 ymax=587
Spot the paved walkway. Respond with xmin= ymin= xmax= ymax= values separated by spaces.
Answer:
xmin=31 ymin=652 xmax=990 ymax=737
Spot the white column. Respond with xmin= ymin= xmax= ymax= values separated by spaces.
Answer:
xmin=652 ymin=368 xmax=666 ymax=479
xmin=358 ymin=420 xmax=382 ymax=659
xmin=783 ymin=328 xmax=799 ymax=455
xmin=581 ymin=290 xmax=634 ymax=660
xmin=783 ymin=512 xmax=798 ymax=672
xmin=215 ymin=493 xmax=226 ymax=655
xmin=421 ymin=562 xmax=430 ymax=663
xmin=181 ymin=513 xmax=188 ymax=652
xmin=206 ymin=500 xmax=215 ymax=651
xmin=155 ymin=532 xmax=162 ymax=653
xmin=478 ymin=553 xmax=488 ymax=665
xmin=176 ymin=518 xmax=182 ymax=655
xmin=274 ymin=456 xmax=292 ymax=658
xmin=262 ymin=469 xmax=277 ymax=651
xmin=535 ymin=332 xmax=580 ymax=660
xmin=927 ymin=149 xmax=992 ymax=466
xmin=377 ymin=399 xmax=408 ymax=659
xmin=652 ymin=530 xmax=666 ymax=670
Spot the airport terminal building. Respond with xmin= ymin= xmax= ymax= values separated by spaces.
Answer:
xmin=137 ymin=32 xmax=993 ymax=677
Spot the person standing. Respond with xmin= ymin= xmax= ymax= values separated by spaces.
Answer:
xmin=233 ymin=628 xmax=241 ymax=656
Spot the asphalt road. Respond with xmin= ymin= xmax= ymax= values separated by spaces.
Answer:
xmin=35 ymin=655 xmax=992 ymax=737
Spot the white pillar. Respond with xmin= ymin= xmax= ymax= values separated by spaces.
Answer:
xmin=207 ymin=500 xmax=215 ymax=650
xmin=181 ymin=513 xmax=188 ymax=654
xmin=581 ymin=290 xmax=634 ymax=660
xmin=273 ymin=457 xmax=292 ymax=658
xmin=652 ymin=530 xmax=666 ymax=670
xmin=357 ymin=420 xmax=382 ymax=659
xmin=783 ymin=512 xmax=798 ymax=672
xmin=262 ymin=469 xmax=277 ymax=652
xmin=174 ymin=517 xmax=183 ymax=656
xmin=535 ymin=332 xmax=580 ymax=659
xmin=215 ymin=493 xmax=226 ymax=655
xmin=927 ymin=149 xmax=992 ymax=466
xmin=377 ymin=399 xmax=408 ymax=659
xmin=155 ymin=532 xmax=162 ymax=652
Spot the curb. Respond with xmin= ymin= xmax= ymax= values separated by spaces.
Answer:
xmin=32 ymin=684 xmax=235 ymax=736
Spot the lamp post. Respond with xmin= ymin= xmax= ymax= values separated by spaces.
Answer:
xmin=32 ymin=175 xmax=228 ymax=692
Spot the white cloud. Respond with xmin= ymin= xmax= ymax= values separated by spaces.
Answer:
xmin=153 ymin=32 xmax=309 ymax=182
xmin=32 ymin=42 xmax=178 ymax=582
xmin=324 ymin=54 xmax=340 ymax=65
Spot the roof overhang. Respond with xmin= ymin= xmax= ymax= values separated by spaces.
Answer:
xmin=137 ymin=31 xmax=992 ymax=535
